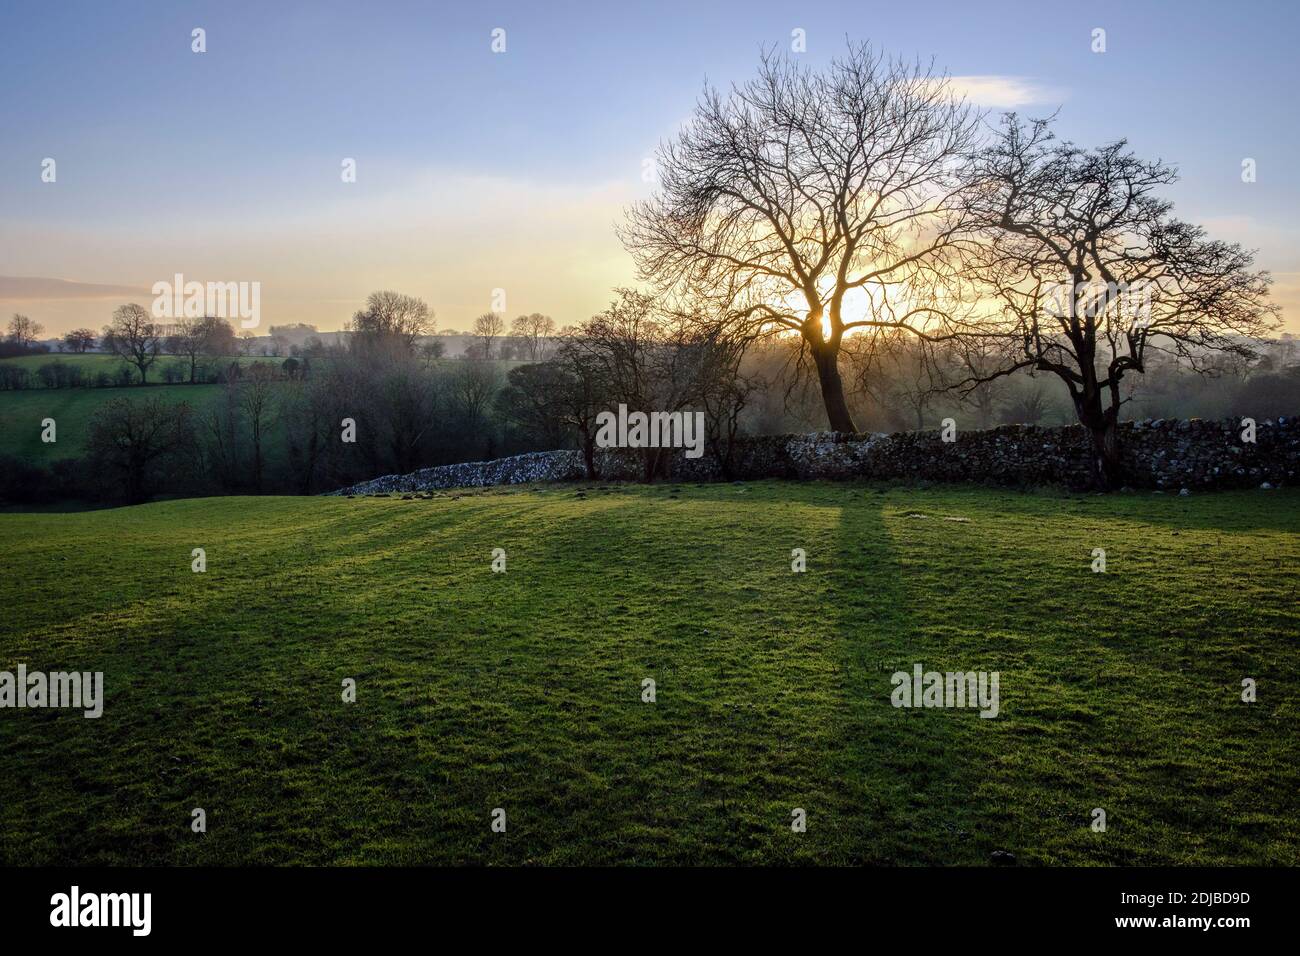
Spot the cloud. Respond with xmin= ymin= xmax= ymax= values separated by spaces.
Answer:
xmin=946 ymin=75 xmax=1064 ymax=109
xmin=0 ymin=276 xmax=150 ymax=300
xmin=0 ymin=168 xmax=642 ymax=334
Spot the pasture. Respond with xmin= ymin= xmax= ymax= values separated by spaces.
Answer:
xmin=1 ymin=482 xmax=1296 ymax=865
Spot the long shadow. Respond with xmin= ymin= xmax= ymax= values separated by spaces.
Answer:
xmin=824 ymin=493 xmax=995 ymax=864
xmin=0 ymin=494 xmax=564 ymax=864
xmin=436 ymin=482 xmax=992 ymax=864
xmin=403 ymin=483 xmax=873 ymax=864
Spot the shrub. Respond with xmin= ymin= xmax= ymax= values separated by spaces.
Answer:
xmin=0 ymin=365 xmax=30 ymax=390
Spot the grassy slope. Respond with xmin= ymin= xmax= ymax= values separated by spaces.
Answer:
xmin=0 ymin=354 xmax=146 ymax=375
xmin=0 ymin=384 xmax=224 ymax=461
xmin=0 ymin=482 xmax=1296 ymax=865
xmin=0 ymin=354 xmax=270 ymax=461
xmin=0 ymin=356 xmax=509 ymax=463
xmin=0 ymin=353 xmax=263 ymax=375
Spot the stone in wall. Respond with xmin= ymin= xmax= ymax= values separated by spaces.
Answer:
xmin=330 ymin=416 xmax=1297 ymax=495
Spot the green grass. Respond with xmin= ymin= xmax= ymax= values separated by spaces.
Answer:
xmin=0 ymin=353 xmax=127 ymax=374
xmin=0 ymin=353 xmax=275 ymax=461
xmin=0 ymin=384 xmax=225 ymax=461
xmin=0 ymin=482 xmax=1296 ymax=865
xmin=0 ymin=352 xmax=264 ymax=378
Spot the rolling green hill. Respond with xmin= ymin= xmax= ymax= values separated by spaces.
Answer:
xmin=0 ymin=352 xmax=266 ymax=380
xmin=0 ymin=384 xmax=225 ymax=461
xmin=1 ymin=482 xmax=1296 ymax=865
xmin=0 ymin=353 xmax=275 ymax=462
xmin=1 ymin=353 xmax=134 ymax=375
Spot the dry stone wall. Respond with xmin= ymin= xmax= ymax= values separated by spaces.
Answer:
xmin=332 ymin=416 xmax=1297 ymax=495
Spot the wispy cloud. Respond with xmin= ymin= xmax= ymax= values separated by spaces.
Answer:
xmin=0 ymin=169 xmax=641 ymax=334
xmin=0 ymin=276 xmax=150 ymax=300
xmin=947 ymin=75 xmax=1065 ymax=109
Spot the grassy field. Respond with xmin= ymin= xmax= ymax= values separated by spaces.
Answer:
xmin=0 ymin=353 xmax=147 ymax=376
xmin=0 ymin=352 xmax=269 ymax=369
xmin=0 ymin=352 xmax=268 ymax=379
xmin=0 ymin=384 xmax=225 ymax=461
xmin=0 ymin=353 xmax=272 ymax=461
xmin=0 ymin=355 xmax=513 ymax=463
xmin=0 ymin=481 xmax=1296 ymax=865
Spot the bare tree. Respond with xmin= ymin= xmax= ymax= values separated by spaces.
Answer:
xmin=1001 ymin=380 xmax=1052 ymax=425
xmin=569 ymin=290 xmax=705 ymax=480
xmin=472 ymin=312 xmax=505 ymax=360
xmin=552 ymin=333 xmax=615 ymax=479
xmin=168 ymin=315 xmax=230 ymax=383
xmin=511 ymin=313 xmax=556 ymax=362
xmin=448 ymin=359 xmax=503 ymax=458
xmin=859 ymin=329 xmax=943 ymax=431
xmin=693 ymin=327 xmax=762 ymax=478
xmin=240 ymin=363 xmax=278 ymax=491
xmin=494 ymin=361 xmax=575 ymax=451
xmin=86 ymin=396 xmax=197 ymax=502
xmin=203 ymin=316 xmax=238 ymax=360
xmin=63 ymin=328 xmax=96 ymax=353
xmin=621 ymin=43 xmax=980 ymax=432
xmin=960 ymin=116 xmax=1280 ymax=487
xmin=7 ymin=314 xmax=45 ymax=349
xmin=951 ymin=337 xmax=1009 ymax=429
xmin=203 ymin=376 xmax=244 ymax=491
xmin=349 ymin=290 xmax=433 ymax=351
xmin=103 ymin=304 xmax=162 ymax=384
xmin=379 ymin=360 xmax=441 ymax=474
xmin=279 ymin=377 xmax=333 ymax=494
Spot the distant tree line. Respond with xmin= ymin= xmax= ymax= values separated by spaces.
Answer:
xmin=3 ymin=279 xmax=1297 ymax=506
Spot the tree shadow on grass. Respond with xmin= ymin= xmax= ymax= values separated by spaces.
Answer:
xmin=432 ymin=489 xmax=847 ymax=864
xmin=344 ymin=485 xmax=868 ymax=863
xmin=821 ymin=495 xmax=999 ymax=865
xmin=436 ymin=484 xmax=998 ymax=864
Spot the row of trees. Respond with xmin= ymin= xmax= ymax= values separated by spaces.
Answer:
xmin=344 ymin=290 xmax=560 ymax=361
xmin=27 ymin=288 xmax=747 ymax=501
xmin=6 ymin=304 xmax=561 ymax=378
xmin=5 ymin=284 xmax=1293 ymax=504
xmin=621 ymin=44 xmax=1281 ymax=487
xmin=496 ymin=290 xmax=756 ymax=479
xmin=95 ymin=307 xmax=243 ymax=384
xmin=463 ymin=312 xmax=557 ymax=361
xmin=2 ymin=314 xmax=49 ymax=357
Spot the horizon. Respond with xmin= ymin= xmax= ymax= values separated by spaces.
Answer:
xmin=2 ymin=0 xmax=1298 ymax=336
xmin=1 ymin=0 xmax=1298 ymax=907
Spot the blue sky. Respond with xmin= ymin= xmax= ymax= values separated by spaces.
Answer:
xmin=2 ymin=0 xmax=1297 ymax=333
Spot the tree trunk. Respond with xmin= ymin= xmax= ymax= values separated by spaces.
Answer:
xmin=251 ymin=423 xmax=263 ymax=492
xmin=1088 ymin=417 xmax=1122 ymax=490
xmin=1076 ymin=393 xmax=1122 ymax=490
xmin=813 ymin=344 xmax=856 ymax=433
xmin=579 ymin=431 xmax=597 ymax=480
xmin=297 ymin=433 xmax=318 ymax=495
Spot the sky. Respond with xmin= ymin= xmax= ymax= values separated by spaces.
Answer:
xmin=1 ymin=0 xmax=1297 ymax=336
